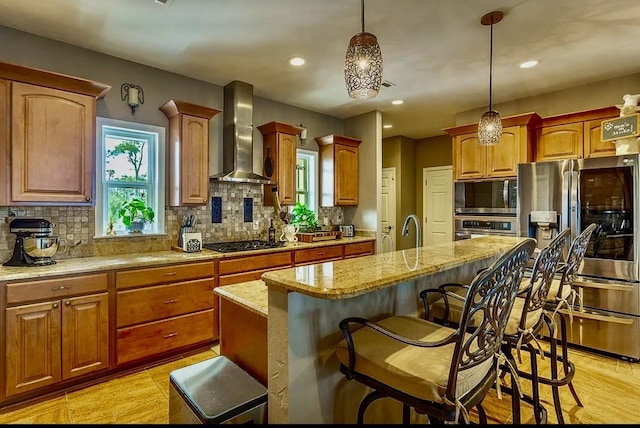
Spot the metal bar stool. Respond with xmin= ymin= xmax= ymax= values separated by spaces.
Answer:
xmin=336 ymin=238 xmax=536 ymax=424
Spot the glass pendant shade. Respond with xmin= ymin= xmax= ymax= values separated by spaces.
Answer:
xmin=345 ymin=32 xmax=383 ymax=99
xmin=478 ymin=110 xmax=503 ymax=146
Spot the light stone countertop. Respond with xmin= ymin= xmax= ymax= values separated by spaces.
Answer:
xmin=261 ymin=236 xmax=532 ymax=300
xmin=214 ymin=280 xmax=268 ymax=318
xmin=0 ymin=236 xmax=376 ymax=282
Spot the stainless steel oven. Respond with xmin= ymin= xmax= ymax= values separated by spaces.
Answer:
xmin=454 ymin=215 xmax=518 ymax=240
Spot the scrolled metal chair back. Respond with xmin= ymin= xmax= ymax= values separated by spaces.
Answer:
xmin=452 ymin=238 xmax=536 ymax=375
xmin=525 ymin=228 xmax=570 ymax=314
xmin=557 ymin=223 xmax=597 ymax=297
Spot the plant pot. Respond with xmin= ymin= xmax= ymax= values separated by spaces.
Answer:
xmin=127 ymin=219 xmax=145 ymax=233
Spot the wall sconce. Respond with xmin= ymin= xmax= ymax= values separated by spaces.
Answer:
xmin=120 ymin=83 xmax=144 ymax=116
xmin=299 ymin=123 xmax=308 ymax=146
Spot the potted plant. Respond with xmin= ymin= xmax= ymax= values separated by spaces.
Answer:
xmin=290 ymin=201 xmax=318 ymax=233
xmin=117 ymin=197 xmax=155 ymax=233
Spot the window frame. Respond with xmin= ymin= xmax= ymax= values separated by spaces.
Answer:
xmin=296 ymin=149 xmax=318 ymax=213
xmin=95 ymin=117 xmax=166 ymax=238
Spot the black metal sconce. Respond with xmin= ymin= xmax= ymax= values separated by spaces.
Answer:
xmin=120 ymin=83 xmax=144 ymax=116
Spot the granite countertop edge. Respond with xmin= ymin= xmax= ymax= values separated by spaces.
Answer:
xmin=0 ymin=236 xmax=376 ymax=282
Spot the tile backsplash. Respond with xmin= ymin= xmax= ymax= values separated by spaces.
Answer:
xmin=0 ymin=182 xmax=344 ymax=262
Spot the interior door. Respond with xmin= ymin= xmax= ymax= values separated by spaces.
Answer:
xmin=423 ymin=166 xmax=453 ymax=245
xmin=381 ymin=168 xmax=396 ymax=252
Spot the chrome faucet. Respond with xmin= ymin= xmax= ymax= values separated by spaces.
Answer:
xmin=401 ymin=214 xmax=422 ymax=248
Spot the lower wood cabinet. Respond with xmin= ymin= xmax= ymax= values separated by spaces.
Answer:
xmin=4 ymin=273 xmax=109 ymax=398
xmin=344 ymin=240 xmax=375 ymax=258
xmin=218 ymin=251 xmax=292 ymax=286
xmin=115 ymin=261 xmax=216 ymax=365
xmin=294 ymin=245 xmax=344 ymax=265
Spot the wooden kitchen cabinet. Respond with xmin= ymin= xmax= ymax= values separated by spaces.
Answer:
xmin=0 ymin=62 xmax=110 ymax=205
xmin=258 ymin=121 xmax=304 ymax=206
xmin=160 ymin=100 xmax=221 ymax=206
xmin=535 ymin=106 xmax=619 ymax=161
xmin=343 ymin=240 xmax=375 ymax=258
xmin=316 ymin=134 xmax=362 ymax=206
xmin=4 ymin=273 xmax=109 ymax=398
xmin=217 ymin=251 xmax=292 ymax=286
xmin=445 ymin=112 xmax=540 ymax=180
xmin=115 ymin=260 xmax=216 ymax=365
xmin=294 ymin=244 xmax=344 ymax=265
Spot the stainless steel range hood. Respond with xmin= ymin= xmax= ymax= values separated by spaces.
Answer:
xmin=210 ymin=80 xmax=275 ymax=184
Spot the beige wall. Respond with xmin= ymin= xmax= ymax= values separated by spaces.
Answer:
xmin=382 ymin=136 xmax=417 ymax=249
xmin=345 ymin=111 xmax=382 ymax=240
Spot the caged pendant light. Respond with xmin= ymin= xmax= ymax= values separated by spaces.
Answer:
xmin=478 ymin=11 xmax=504 ymax=146
xmin=344 ymin=0 xmax=383 ymax=99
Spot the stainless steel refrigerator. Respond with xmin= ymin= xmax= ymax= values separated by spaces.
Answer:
xmin=517 ymin=154 xmax=640 ymax=361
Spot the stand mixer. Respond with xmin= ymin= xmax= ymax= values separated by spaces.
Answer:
xmin=3 ymin=218 xmax=66 ymax=266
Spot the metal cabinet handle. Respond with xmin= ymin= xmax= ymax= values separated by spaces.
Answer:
xmin=52 ymin=303 xmax=59 ymax=309
xmin=52 ymin=285 xmax=71 ymax=291
xmin=163 ymin=272 xmax=177 ymax=276
xmin=164 ymin=332 xmax=178 ymax=339
xmin=164 ymin=299 xmax=178 ymax=304
xmin=317 ymin=252 xmax=325 ymax=256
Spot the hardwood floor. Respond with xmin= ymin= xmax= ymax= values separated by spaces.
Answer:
xmin=0 ymin=341 xmax=638 ymax=424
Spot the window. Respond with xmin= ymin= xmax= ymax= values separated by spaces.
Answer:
xmin=296 ymin=149 xmax=318 ymax=212
xmin=95 ymin=117 xmax=165 ymax=237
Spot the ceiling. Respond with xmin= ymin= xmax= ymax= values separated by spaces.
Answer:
xmin=1 ymin=0 xmax=640 ymax=139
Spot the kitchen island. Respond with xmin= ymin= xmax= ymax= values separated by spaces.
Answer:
xmin=261 ymin=235 xmax=529 ymax=424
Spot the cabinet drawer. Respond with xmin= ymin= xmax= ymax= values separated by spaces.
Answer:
xmin=294 ymin=245 xmax=343 ymax=265
xmin=218 ymin=251 xmax=291 ymax=276
xmin=117 ymin=278 xmax=214 ymax=328
xmin=116 ymin=309 xmax=214 ymax=365
xmin=6 ymin=273 xmax=108 ymax=305
xmin=344 ymin=241 xmax=375 ymax=258
xmin=116 ymin=261 xmax=214 ymax=290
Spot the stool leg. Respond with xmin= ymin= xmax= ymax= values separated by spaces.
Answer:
xmin=502 ymin=346 xmax=521 ymax=425
xmin=549 ymin=320 xmax=565 ymax=424
xmin=402 ymin=404 xmax=410 ymax=424
xmin=476 ymin=402 xmax=487 ymax=424
xmin=527 ymin=342 xmax=543 ymax=424
xmin=357 ymin=390 xmax=385 ymax=424
xmin=559 ymin=315 xmax=583 ymax=408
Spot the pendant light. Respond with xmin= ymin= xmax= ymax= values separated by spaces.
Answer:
xmin=344 ymin=0 xmax=383 ymax=99
xmin=478 ymin=11 xmax=504 ymax=146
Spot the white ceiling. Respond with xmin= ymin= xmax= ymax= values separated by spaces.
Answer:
xmin=1 ymin=0 xmax=639 ymax=139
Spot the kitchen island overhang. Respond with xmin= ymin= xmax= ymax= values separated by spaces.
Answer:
xmin=261 ymin=235 xmax=530 ymax=424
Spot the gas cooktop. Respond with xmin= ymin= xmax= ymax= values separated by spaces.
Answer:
xmin=203 ymin=240 xmax=285 ymax=253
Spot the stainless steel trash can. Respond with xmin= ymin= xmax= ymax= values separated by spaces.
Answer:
xmin=169 ymin=356 xmax=268 ymax=424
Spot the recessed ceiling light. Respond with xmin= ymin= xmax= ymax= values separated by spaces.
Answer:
xmin=288 ymin=57 xmax=305 ymax=66
xmin=519 ymin=60 xmax=539 ymax=69
xmin=383 ymin=124 xmax=393 ymax=129
xmin=391 ymin=100 xmax=404 ymax=105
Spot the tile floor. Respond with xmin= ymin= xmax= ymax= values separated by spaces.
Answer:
xmin=0 ymin=347 xmax=219 ymax=424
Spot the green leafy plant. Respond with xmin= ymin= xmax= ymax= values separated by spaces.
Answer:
xmin=117 ymin=197 xmax=155 ymax=228
xmin=291 ymin=201 xmax=318 ymax=232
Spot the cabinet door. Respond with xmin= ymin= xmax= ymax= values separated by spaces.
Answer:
xmin=454 ymin=133 xmax=485 ymax=180
xmin=277 ymin=132 xmax=297 ymax=205
xmin=61 ymin=293 xmax=109 ymax=380
xmin=11 ymin=82 xmax=94 ymax=204
xmin=536 ymin=123 xmax=583 ymax=161
xmin=180 ymin=115 xmax=209 ymax=205
xmin=0 ymin=79 xmax=8 ymax=205
xmin=335 ymin=144 xmax=358 ymax=205
xmin=5 ymin=301 xmax=62 ymax=397
xmin=584 ymin=118 xmax=617 ymax=158
xmin=486 ymin=125 xmax=522 ymax=178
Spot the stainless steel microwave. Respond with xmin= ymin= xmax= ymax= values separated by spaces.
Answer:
xmin=454 ymin=179 xmax=517 ymax=215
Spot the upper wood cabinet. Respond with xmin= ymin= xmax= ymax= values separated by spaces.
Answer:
xmin=0 ymin=62 xmax=110 ymax=205
xmin=257 ymin=121 xmax=304 ymax=206
xmin=445 ymin=112 xmax=540 ymax=181
xmin=160 ymin=100 xmax=221 ymax=206
xmin=535 ymin=106 xmax=619 ymax=161
xmin=315 ymin=134 xmax=362 ymax=206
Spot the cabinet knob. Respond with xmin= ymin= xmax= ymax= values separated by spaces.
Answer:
xmin=85 ymin=196 xmax=91 ymax=202
xmin=52 ymin=303 xmax=59 ymax=309
xmin=65 ymin=300 xmax=71 ymax=306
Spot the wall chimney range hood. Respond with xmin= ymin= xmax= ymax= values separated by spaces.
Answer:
xmin=210 ymin=80 xmax=275 ymax=184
